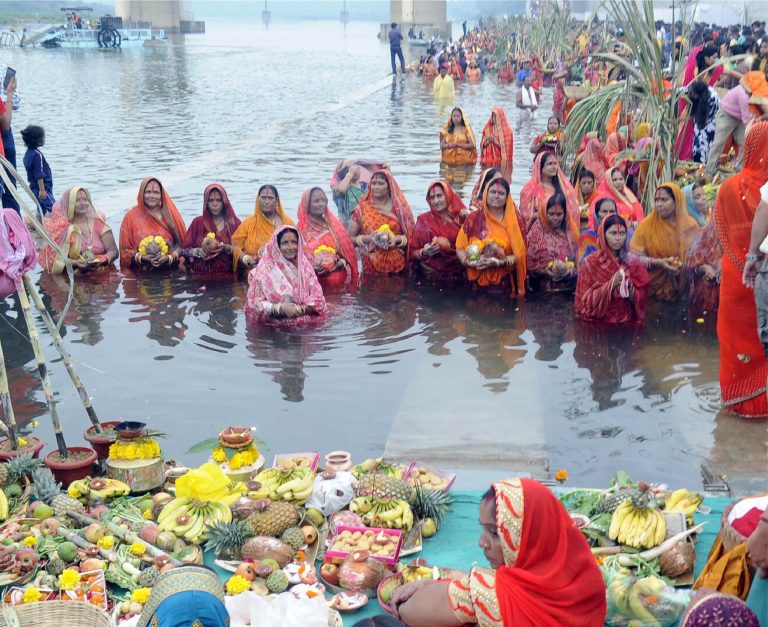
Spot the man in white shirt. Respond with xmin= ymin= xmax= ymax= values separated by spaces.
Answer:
xmin=516 ymin=74 xmax=538 ymax=127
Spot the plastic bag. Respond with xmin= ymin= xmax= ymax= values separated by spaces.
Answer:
xmin=305 ymin=471 xmax=355 ymax=516
xmin=605 ymin=571 xmax=690 ymax=627
xmin=175 ymin=463 xmax=231 ymax=502
xmin=247 ymin=592 xmax=329 ymax=627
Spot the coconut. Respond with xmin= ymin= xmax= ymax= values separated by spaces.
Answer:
xmin=659 ymin=541 xmax=696 ymax=578
xmin=337 ymin=555 xmax=389 ymax=592
xmin=231 ymin=497 xmax=258 ymax=522
xmin=240 ymin=537 xmax=294 ymax=568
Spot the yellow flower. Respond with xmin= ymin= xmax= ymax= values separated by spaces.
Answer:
xmin=206 ymin=232 xmax=216 ymax=240
xmin=110 ymin=438 xmax=161 ymax=460
xmin=23 ymin=536 xmax=37 ymax=547
xmin=555 ymin=469 xmax=569 ymax=483
xmin=696 ymin=318 xmax=705 ymax=323
xmin=29 ymin=421 xmax=38 ymax=428
xmin=97 ymin=535 xmax=115 ymax=549
xmin=59 ymin=569 xmax=81 ymax=590
xmin=68 ymin=487 xmax=80 ymax=499
xmin=211 ymin=447 xmax=227 ymax=463
xmin=18 ymin=437 xmax=27 ymax=447
xmin=131 ymin=587 xmax=151 ymax=605
xmin=377 ymin=224 xmax=394 ymax=234
xmin=142 ymin=509 xmax=154 ymax=520
xmin=138 ymin=235 xmax=169 ymax=257
xmin=226 ymin=575 xmax=251 ymax=595
xmin=23 ymin=587 xmax=42 ymax=603
xmin=313 ymin=245 xmax=336 ymax=255
xmin=129 ymin=542 xmax=147 ymax=556
xmin=489 ymin=237 xmax=506 ymax=248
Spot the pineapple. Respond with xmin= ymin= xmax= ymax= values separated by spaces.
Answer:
xmin=412 ymin=485 xmax=455 ymax=530
xmin=30 ymin=468 xmax=62 ymax=505
xmin=600 ymin=481 xmax=652 ymax=513
xmin=244 ymin=501 xmax=300 ymax=538
xmin=355 ymin=472 xmax=415 ymax=504
xmin=5 ymin=452 xmax=42 ymax=485
xmin=0 ymin=463 xmax=7 ymax=489
xmin=204 ymin=520 xmax=254 ymax=558
xmin=52 ymin=494 xmax=85 ymax=521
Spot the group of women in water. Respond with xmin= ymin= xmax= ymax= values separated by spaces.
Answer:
xmin=32 ymin=108 xmax=768 ymax=419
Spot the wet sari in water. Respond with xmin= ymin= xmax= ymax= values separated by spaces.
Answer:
xmin=183 ymin=184 xmax=241 ymax=274
xmin=630 ymin=182 xmax=700 ymax=301
xmin=527 ymin=195 xmax=579 ymax=293
xmin=456 ymin=186 xmax=527 ymax=297
xmin=411 ymin=180 xmax=466 ymax=282
xmin=296 ymin=187 xmax=359 ymax=287
xmin=350 ymin=170 xmax=415 ymax=276
xmin=576 ymin=218 xmax=650 ymax=324
xmin=518 ymin=151 xmax=580 ymax=232
xmin=686 ymin=217 xmax=722 ymax=315
xmin=447 ymin=478 xmax=606 ymax=627
xmin=440 ymin=108 xmax=477 ymax=164
xmin=480 ymin=107 xmax=513 ymax=166
xmin=231 ymin=192 xmax=294 ymax=270
xmin=40 ymin=187 xmax=113 ymax=274
xmin=714 ymin=121 xmax=768 ymax=418
xmin=588 ymin=167 xmax=645 ymax=229
xmin=244 ymin=225 xmax=327 ymax=326
xmin=119 ymin=177 xmax=187 ymax=269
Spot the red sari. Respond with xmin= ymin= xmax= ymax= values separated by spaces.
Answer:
xmin=183 ymin=184 xmax=241 ymax=274
xmin=480 ymin=107 xmax=514 ymax=166
xmin=714 ymin=121 xmax=768 ymax=418
xmin=576 ymin=219 xmax=650 ymax=324
xmin=119 ymin=177 xmax=187 ymax=269
xmin=686 ymin=218 xmax=722 ymax=315
xmin=588 ymin=167 xmax=645 ymax=229
xmin=297 ymin=187 xmax=359 ymax=287
xmin=527 ymin=199 xmax=580 ymax=293
xmin=411 ymin=180 xmax=466 ymax=282
xmin=518 ymin=152 xmax=580 ymax=232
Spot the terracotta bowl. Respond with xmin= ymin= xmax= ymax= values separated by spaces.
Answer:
xmin=219 ymin=427 xmax=253 ymax=446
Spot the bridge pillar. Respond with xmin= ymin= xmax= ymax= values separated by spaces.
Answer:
xmin=389 ymin=0 xmax=449 ymax=39
xmin=114 ymin=0 xmax=204 ymax=34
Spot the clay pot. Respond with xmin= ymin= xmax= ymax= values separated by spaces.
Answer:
xmin=324 ymin=451 xmax=353 ymax=472
xmin=83 ymin=421 xmax=121 ymax=460
xmin=44 ymin=446 xmax=98 ymax=486
xmin=219 ymin=427 xmax=253 ymax=446
xmin=0 ymin=436 xmax=45 ymax=461
xmin=113 ymin=421 xmax=147 ymax=440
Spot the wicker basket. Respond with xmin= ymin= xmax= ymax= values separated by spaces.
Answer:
xmin=0 ymin=600 xmax=114 ymax=627
xmin=721 ymin=499 xmax=750 ymax=554
xmin=564 ymin=85 xmax=595 ymax=100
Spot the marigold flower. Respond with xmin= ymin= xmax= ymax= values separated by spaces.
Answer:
xmin=59 ymin=569 xmax=81 ymax=590
xmin=131 ymin=587 xmax=151 ymax=605
xmin=226 ymin=575 xmax=251 ymax=595
xmin=314 ymin=245 xmax=336 ymax=255
xmin=23 ymin=587 xmax=42 ymax=603
xmin=142 ymin=509 xmax=154 ymax=520
xmin=97 ymin=535 xmax=115 ymax=549
xmin=18 ymin=438 xmax=27 ymax=447
xmin=23 ymin=536 xmax=37 ymax=547
xmin=129 ymin=542 xmax=147 ymax=556
xmin=68 ymin=487 xmax=80 ymax=499
xmin=555 ymin=469 xmax=568 ymax=483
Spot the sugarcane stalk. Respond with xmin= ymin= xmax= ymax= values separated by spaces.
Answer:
xmin=55 ymin=526 xmax=117 ymax=562
xmin=64 ymin=510 xmax=183 ymax=566
xmin=22 ymin=274 xmax=102 ymax=432
xmin=0 ymin=336 xmax=16 ymax=443
xmin=16 ymin=282 xmax=67 ymax=458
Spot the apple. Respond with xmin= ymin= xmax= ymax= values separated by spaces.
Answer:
xmin=40 ymin=518 xmax=60 ymax=537
xmin=320 ymin=563 xmax=339 ymax=586
xmin=80 ymin=558 xmax=106 ymax=573
xmin=84 ymin=523 xmax=107 ymax=544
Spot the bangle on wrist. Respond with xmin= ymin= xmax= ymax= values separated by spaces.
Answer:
xmin=746 ymin=252 xmax=764 ymax=262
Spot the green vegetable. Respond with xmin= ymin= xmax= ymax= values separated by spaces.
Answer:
xmin=610 ymin=471 xmax=636 ymax=489
xmin=558 ymin=489 xmax=603 ymax=517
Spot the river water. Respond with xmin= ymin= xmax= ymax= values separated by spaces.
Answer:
xmin=0 ymin=21 xmax=764 ymax=495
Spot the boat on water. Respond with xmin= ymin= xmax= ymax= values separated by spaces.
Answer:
xmin=409 ymin=36 xmax=442 ymax=47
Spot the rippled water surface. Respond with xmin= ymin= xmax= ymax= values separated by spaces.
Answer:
xmin=1 ymin=21 xmax=765 ymax=494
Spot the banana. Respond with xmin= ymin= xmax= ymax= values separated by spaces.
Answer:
xmin=0 ymin=489 xmax=8 ymax=521
xmin=361 ymin=512 xmax=375 ymax=526
xmin=635 ymin=511 xmax=651 ymax=548
xmin=628 ymin=586 xmax=661 ymax=626
xmin=174 ymin=513 xmax=199 ymax=536
xmin=377 ymin=505 xmax=403 ymax=522
xmin=653 ymin=508 xmax=667 ymax=546
xmin=609 ymin=501 xmax=633 ymax=540
xmin=157 ymin=498 xmax=193 ymax=524
xmin=665 ymin=488 xmax=688 ymax=510
xmin=639 ymin=508 xmax=657 ymax=548
xmin=275 ymin=477 xmax=303 ymax=496
xmin=158 ymin=504 xmax=190 ymax=532
xmin=184 ymin=511 xmax=207 ymax=542
xmin=617 ymin=510 xmax=635 ymax=544
xmin=625 ymin=510 xmax=641 ymax=548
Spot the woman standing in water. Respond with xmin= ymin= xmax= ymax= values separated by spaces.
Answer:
xmin=519 ymin=151 xmax=579 ymax=231
xmin=440 ymin=108 xmax=477 ymax=164
xmin=231 ymin=184 xmax=294 ymax=269
xmin=183 ymin=184 xmax=241 ymax=274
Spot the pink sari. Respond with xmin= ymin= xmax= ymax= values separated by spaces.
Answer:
xmin=244 ymin=226 xmax=328 ymax=326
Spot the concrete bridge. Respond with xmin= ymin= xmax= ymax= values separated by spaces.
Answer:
xmin=114 ymin=0 xmax=204 ymax=34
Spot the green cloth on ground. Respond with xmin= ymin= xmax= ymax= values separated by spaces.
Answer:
xmin=206 ymin=493 xmax=740 ymax=626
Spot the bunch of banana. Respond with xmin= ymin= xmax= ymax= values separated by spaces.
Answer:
xmin=68 ymin=476 xmax=131 ymax=502
xmin=665 ymin=489 xmax=704 ymax=525
xmin=248 ymin=467 xmax=314 ymax=505
xmin=219 ymin=481 xmax=248 ymax=506
xmin=606 ymin=569 xmax=635 ymax=617
xmin=608 ymin=499 xmax=666 ymax=549
xmin=157 ymin=497 xmax=232 ymax=544
xmin=349 ymin=496 xmax=414 ymax=531
xmin=352 ymin=458 xmax=403 ymax=479
xmin=0 ymin=490 xmax=8 ymax=522
xmin=402 ymin=564 xmax=444 ymax=583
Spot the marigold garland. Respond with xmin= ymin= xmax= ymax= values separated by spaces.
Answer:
xmin=313 ymin=245 xmax=336 ymax=255
xmin=109 ymin=438 xmax=162 ymax=461
xmin=212 ymin=445 xmax=259 ymax=470
xmin=131 ymin=587 xmax=151 ymax=605
xmin=23 ymin=587 xmax=42 ymax=603
xmin=129 ymin=542 xmax=147 ymax=556
xmin=59 ymin=569 xmax=80 ymax=590
xmin=97 ymin=535 xmax=115 ymax=550
xmin=226 ymin=575 xmax=251 ymax=595
xmin=138 ymin=235 xmax=169 ymax=257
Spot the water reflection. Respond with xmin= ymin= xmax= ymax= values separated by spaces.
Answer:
xmin=122 ymin=273 xmax=190 ymax=348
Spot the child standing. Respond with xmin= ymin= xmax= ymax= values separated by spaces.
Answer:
xmin=20 ymin=125 xmax=53 ymax=216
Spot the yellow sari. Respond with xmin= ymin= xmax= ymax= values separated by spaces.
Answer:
xmin=231 ymin=193 xmax=295 ymax=270
xmin=440 ymin=108 xmax=478 ymax=164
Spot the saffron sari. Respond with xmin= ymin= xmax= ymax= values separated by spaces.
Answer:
xmin=714 ymin=121 xmax=768 ymax=418
xmin=456 ymin=186 xmax=527 ymax=297
xmin=588 ymin=167 xmax=645 ymax=228
xmin=518 ymin=151 xmax=580 ymax=231
xmin=469 ymin=168 xmax=505 ymax=213
xmin=330 ymin=159 xmax=385 ymax=225
xmin=447 ymin=478 xmax=606 ymax=627
xmin=296 ymin=187 xmax=359 ymax=286
xmin=411 ymin=180 xmax=466 ymax=281
xmin=350 ymin=170 xmax=415 ymax=276
xmin=244 ymin=226 xmax=327 ymax=326
xmin=527 ymin=197 xmax=579 ymax=292
xmin=119 ymin=177 xmax=187 ymax=269
xmin=440 ymin=108 xmax=477 ymax=164
xmin=39 ymin=187 xmax=113 ymax=274
xmin=231 ymin=191 xmax=294 ymax=270
xmin=576 ymin=218 xmax=650 ymax=324
xmin=182 ymin=184 xmax=241 ymax=274
xmin=630 ymin=182 xmax=700 ymax=301
xmin=480 ymin=107 xmax=513 ymax=165
xmin=423 ymin=58 xmax=438 ymax=79
xmin=741 ymin=71 xmax=768 ymax=118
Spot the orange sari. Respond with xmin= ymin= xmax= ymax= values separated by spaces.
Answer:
xmin=741 ymin=71 xmax=768 ymax=118
xmin=231 ymin=191 xmax=295 ymax=270
xmin=480 ymin=107 xmax=514 ymax=165
xmin=119 ymin=177 xmax=187 ymax=269
xmin=456 ymin=186 xmax=527 ymax=297
xmin=714 ymin=121 xmax=768 ymax=418
xmin=629 ymin=182 xmax=700 ymax=301
xmin=440 ymin=108 xmax=477 ymax=164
